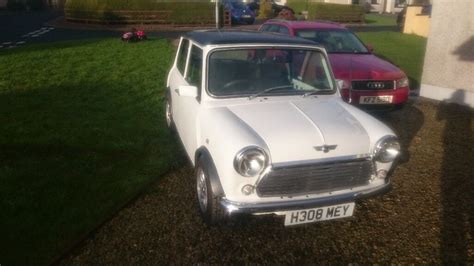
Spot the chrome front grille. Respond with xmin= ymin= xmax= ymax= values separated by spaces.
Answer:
xmin=352 ymin=80 xmax=395 ymax=91
xmin=256 ymin=159 xmax=374 ymax=197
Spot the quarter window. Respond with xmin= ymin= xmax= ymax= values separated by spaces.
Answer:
xmin=177 ymin=39 xmax=189 ymax=75
xmin=260 ymin=24 xmax=271 ymax=32
xmin=187 ymin=45 xmax=203 ymax=90
xmin=268 ymin=25 xmax=281 ymax=32
xmin=279 ymin=26 xmax=290 ymax=35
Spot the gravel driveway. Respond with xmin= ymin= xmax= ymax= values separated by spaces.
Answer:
xmin=62 ymin=98 xmax=473 ymax=264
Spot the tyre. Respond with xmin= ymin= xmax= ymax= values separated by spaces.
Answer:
xmin=195 ymin=158 xmax=226 ymax=225
xmin=165 ymin=92 xmax=176 ymax=131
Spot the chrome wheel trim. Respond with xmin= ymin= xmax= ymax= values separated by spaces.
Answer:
xmin=165 ymin=100 xmax=172 ymax=127
xmin=196 ymin=167 xmax=208 ymax=213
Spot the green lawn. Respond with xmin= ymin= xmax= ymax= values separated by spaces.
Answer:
xmin=0 ymin=32 xmax=426 ymax=265
xmin=357 ymin=32 xmax=427 ymax=89
xmin=0 ymin=38 xmax=183 ymax=264
xmin=364 ymin=13 xmax=397 ymax=26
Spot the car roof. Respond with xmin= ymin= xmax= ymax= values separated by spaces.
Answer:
xmin=184 ymin=30 xmax=318 ymax=46
xmin=264 ymin=19 xmax=347 ymax=30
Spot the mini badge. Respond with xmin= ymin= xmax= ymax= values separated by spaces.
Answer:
xmin=314 ymin=145 xmax=338 ymax=153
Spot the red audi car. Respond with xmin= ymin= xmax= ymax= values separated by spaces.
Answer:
xmin=259 ymin=20 xmax=410 ymax=109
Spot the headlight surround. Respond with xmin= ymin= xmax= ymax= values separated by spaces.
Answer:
xmin=234 ymin=146 xmax=268 ymax=177
xmin=374 ymin=136 xmax=401 ymax=163
xmin=396 ymin=77 xmax=409 ymax=88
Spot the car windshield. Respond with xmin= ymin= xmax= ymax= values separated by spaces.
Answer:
xmin=208 ymin=48 xmax=335 ymax=97
xmin=295 ymin=29 xmax=369 ymax=54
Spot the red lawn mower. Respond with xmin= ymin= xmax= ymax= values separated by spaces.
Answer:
xmin=121 ymin=28 xmax=147 ymax=42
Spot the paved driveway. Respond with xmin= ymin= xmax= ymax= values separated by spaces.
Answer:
xmin=61 ymin=99 xmax=474 ymax=264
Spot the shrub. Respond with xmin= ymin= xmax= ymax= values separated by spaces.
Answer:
xmin=27 ymin=0 xmax=43 ymax=10
xmin=64 ymin=0 xmax=221 ymax=25
xmin=257 ymin=0 xmax=273 ymax=19
xmin=287 ymin=0 xmax=365 ymax=22
xmin=7 ymin=0 xmax=26 ymax=10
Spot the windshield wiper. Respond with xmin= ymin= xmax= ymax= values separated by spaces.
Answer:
xmin=248 ymin=85 xmax=294 ymax=100
xmin=302 ymin=90 xmax=333 ymax=97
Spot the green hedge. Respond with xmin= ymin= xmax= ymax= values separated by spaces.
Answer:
xmin=287 ymin=1 xmax=364 ymax=22
xmin=7 ymin=0 xmax=25 ymax=10
xmin=7 ymin=0 xmax=43 ymax=10
xmin=65 ymin=0 xmax=220 ymax=25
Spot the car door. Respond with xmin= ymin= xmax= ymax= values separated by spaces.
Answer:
xmin=169 ymin=38 xmax=189 ymax=134
xmin=172 ymin=42 xmax=203 ymax=159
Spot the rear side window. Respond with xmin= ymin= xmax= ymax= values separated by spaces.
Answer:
xmin=177 ymin=39 xmax=189 ymax=75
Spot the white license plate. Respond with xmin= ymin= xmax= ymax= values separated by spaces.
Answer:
xmin=284 ymin=202 xmax=355 ymax=226
xmin=242 ymin=15 xmax=251 ymax=18
xmin=359 ymin=95 xmax=393 ymax=104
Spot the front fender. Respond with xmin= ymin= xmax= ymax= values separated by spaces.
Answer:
xmin=196 ymin=107 xmax=270 ymax=201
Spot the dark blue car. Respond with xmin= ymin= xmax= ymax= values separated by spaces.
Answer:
xmin=224 ymin=1 xmax=256 ymax=25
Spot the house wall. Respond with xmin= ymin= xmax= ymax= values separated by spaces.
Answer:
xmin=403 ymin=6 xmax=431 ymax=37
xmin=44 ymin=0 xmax=65 ymax=8
xmin=324 ymin=0 xmax=351 ymax=4
xmin=420 ymin=0 xmax=474 ymax=107
xmin=385 ymin=0 xmax=394 ymax=12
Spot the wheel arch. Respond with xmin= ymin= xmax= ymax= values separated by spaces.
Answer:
xmin=195 ymin=146 xmax=225 ymax=197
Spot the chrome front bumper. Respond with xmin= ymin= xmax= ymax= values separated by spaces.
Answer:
xmin=219 ymin=182 xmax=392 ymax=215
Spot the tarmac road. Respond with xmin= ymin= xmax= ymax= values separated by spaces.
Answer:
xmin=0 ymin=10 xmax=182 ymax=49
xmin=0 ymin=10 xmax=397 ymax=50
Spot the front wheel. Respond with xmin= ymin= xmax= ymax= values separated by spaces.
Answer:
xmin=196 ymin=158 xmax=225 ymax=225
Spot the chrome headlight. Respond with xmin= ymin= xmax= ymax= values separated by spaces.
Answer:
xmin=374 ymin=136 xmax=401 ymax=163
xmin=234 ymin=147 xmax=268 ymax=177
xmin=396 ymin=77 xmax=409 ymax=88
xmin=336 ymin=79 xmax=350 ymax=90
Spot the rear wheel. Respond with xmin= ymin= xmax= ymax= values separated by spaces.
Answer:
xmin=196 ymin=158 xmax=225 ymax=225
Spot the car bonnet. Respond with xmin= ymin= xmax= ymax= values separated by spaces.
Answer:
xmin=226 ymin=98 xmax=371 ymax=164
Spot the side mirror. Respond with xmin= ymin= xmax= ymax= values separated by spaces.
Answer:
xmin=177 ymin=85 xmax=198 ymax=97
xmin=366 ymin=43 xmax=374 ymax=53
xmin=336 ymin=79 xmax=345 ymax=90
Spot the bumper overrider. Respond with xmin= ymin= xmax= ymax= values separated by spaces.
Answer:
xmin=219 ymin=182 xmax=392 ymax=215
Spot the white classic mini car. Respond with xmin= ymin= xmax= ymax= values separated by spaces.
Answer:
xmin=166 ymin=30 xmax=400 ymax=226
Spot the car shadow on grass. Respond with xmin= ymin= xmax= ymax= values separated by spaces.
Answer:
xmin=0 ymin=80 xmax=183 ymax=264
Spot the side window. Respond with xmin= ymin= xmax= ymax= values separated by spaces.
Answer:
xmin=187 ymin=45 xmax=203 ymax=91
xmin=177 ymin=39 xmax=189 ymax=75
xmin=279 ymin=26 xmax=290 ymax=35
